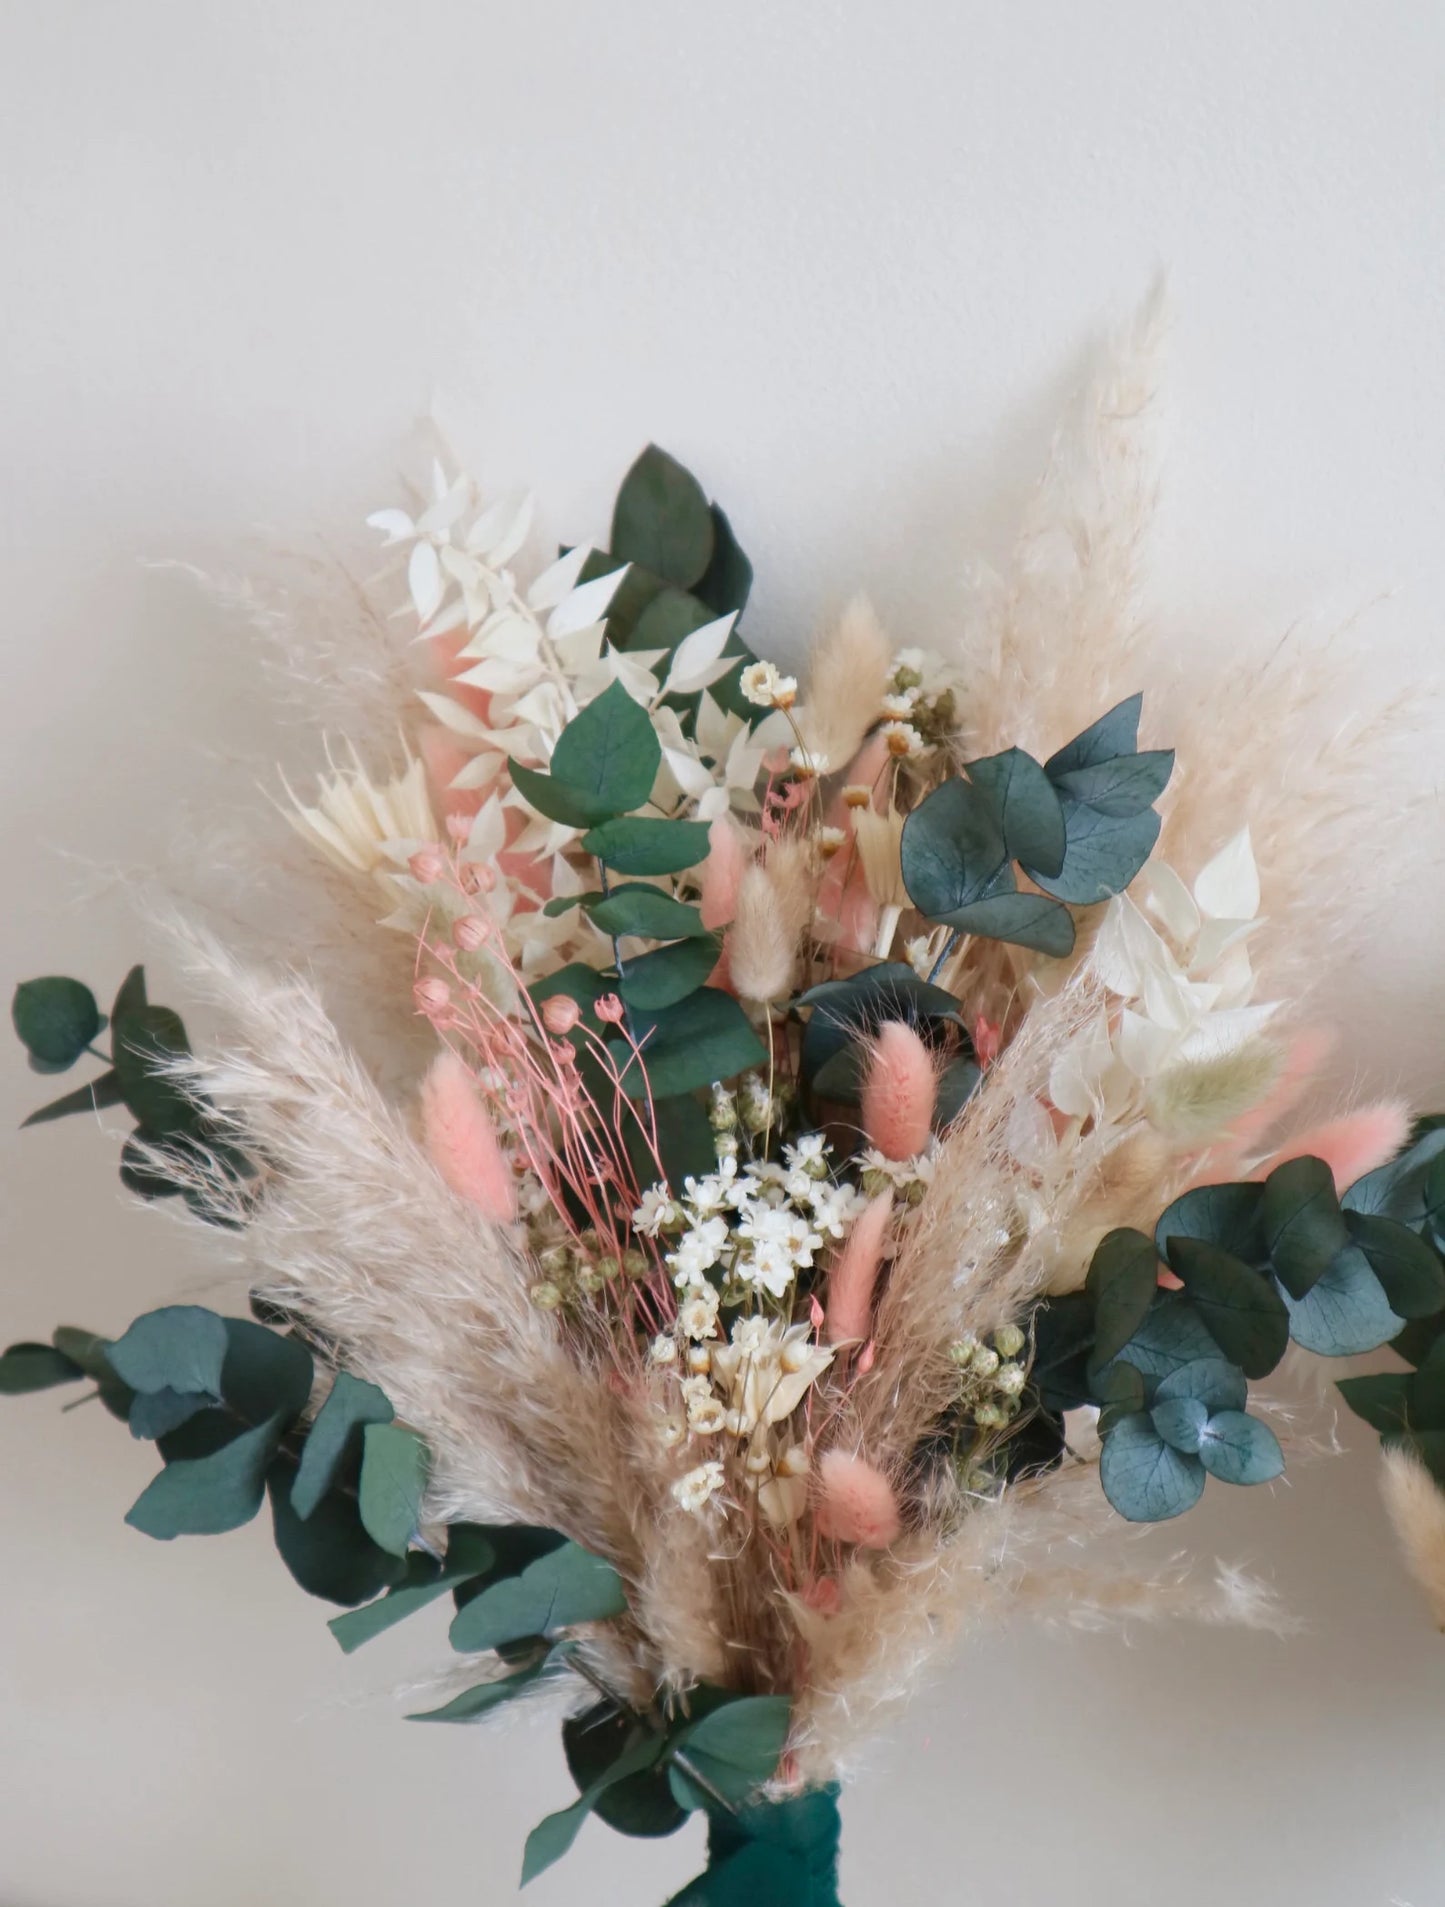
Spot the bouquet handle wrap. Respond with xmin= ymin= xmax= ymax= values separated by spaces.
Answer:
xmin=666 ymin=1787 xmax=843 ymax=1905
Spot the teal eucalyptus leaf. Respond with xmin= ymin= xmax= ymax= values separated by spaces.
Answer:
xmin=11 ymin=976 xmax=102 ymax=1070
xmin=1165 ymin=1238 xmax=1289 ymax=1379
xmin=610 ymin=446 xmax=715 ymax=591
xmin=1197 ymin=1410 xmax=1284 ymax=1486
xmin=292 ymin=1371 xmax=393 ymax=1519
xmin=126 ymin=1413 xmax=283 ymax=1538
xmin=357 ymin=1422 xmax=429 ymax=1557
xmin=1099 ymin=1413 xmax=1205 ymax=1522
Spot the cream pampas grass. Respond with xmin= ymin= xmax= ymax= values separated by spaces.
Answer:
xmin=795 ymin=596 xmax=893 ymax=773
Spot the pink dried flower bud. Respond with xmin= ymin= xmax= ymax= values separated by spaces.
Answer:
xmin=445 ymin=812 xmax=472 ymax=843
xmin=468 ymin=862 xmax=498 ymax=894
xmin=594 ymin=993 xmax=626 ymax=1025
xmin=452 ymin=915 xmax=488 ymax=952
xmin=409 ymin=847 xmax=447 ymax=885
xmin=414 ymin=976 xmax=452 ymax=1017
xmin=542 ymin=995 xmax=582 ymax=1035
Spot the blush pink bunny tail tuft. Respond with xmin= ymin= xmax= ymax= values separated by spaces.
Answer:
xmin=1261 ymin=1101 xmax=1411 ymax=1191
xmin=419 ymin=1049 xmax=515 ymax=1220
xmin=861 ymin=1022 xmax=937 ymax=1161
xmin=814 ymin=1450 xmax=902 ymax=1549
xmin=698 ymin=815 xmax=750 ymax=930
xmin=826 ymin=1193 xmax=892 ymax=1345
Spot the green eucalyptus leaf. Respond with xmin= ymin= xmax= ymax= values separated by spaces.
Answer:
xmin=1153 ymin=1356 xmax=1248 ymax=1415
xmin=128 ymin=1388 xmax=212 ymax=1441
xmin=581 ymin=817 xmax=712 ymax=876
xmin=1165 ymin=1238 xmax=1290 ymax=1379
xmin=695 ymin=504 xmax=753 ymax=618
xmin=1028 ymin=801 xmax=1160 ymax=907
xmin=564 ymin=1701 xmax=688 ymax=1840
xmin=523 ymin=1733 xmax=665 ymax=1886
xmin=112 ymin=1006 xmax=196 ymax=1136
xmin=266 ymin=1461 xmax=409 ymax=1605
xmin=898 ymin=778 xmax=1007 ymax=923
xmin=358 ymin=1422 xmax=429 ymax=1557
xmin=1279 ymin=1244 xmax=1403 ymax=1357
xmin=1151 ymin=1394 xmax=1209 ymax=1454
xmin=1344 ymin=1211 xmax=1445 ymax=1319
xmin=11 ymin=976 xmax=102 ymax=1070
xmin=217 ymin=1319 xmax=314 ymax=1426
xmin=966 ymin=748 xmax=1066 ymax=878
xmin=448 ymin=1539 xmax=626 ymax=1652
xmin=107 ymin=1306 xmax=228 ymax=1400
xmin=52 ymin=1326 xmax=133 ymax=1419
xmin=0 ymin=1341 xmax=84 ymax=1394
xmin=1049 ymin=750 xmax=1175 ymax=818
xmin=329 ymin=1526 xmax=497 ymax=1651
xmin=940 ymin=876 xmax=1075 ymax=956
xmin=1197 ymin=1410 xmax=1285 ymax=1486
xmin=667 ymin=1694 xmax=793 ymax=1813
xmin=408 ymin=1653 xmax=552 ymax=1723
xmin=610 ymin=988 xmax=767 ymax=1100
xmin=111 ymin=964 xmax=148 ymax=1023
xmin=126 ymin=1414 xmax=284 ymax=1538
xmin=630 ymin=586 xmax=714 ymax=655
xmin=617 ymin=938 xmax=721 ymax=1011
xmin=1095 ymin=1293 xmax=1224 ymax=1390
xmin=1099 ymin=1412 xmax=1206 ymax=1522
xmin=1043 ymin=695 xmax=1144 ymax=777
xmin=1344 ymin=1125 xmax=1445 ymax=1226
xmin=933 ymin=1054 xmax=981 ymax=1127
xmin=1094 ymin=1358 xmax=1147 ymax=1434
xmin=552 ymin=679 xmax=661 ymax=815
xmin=1086 ymin=1228 xmax=1160 ymax=1368
xmin=1262 ymin=1156 xmax=1350 ymax=1299
xmin=292 ymin=1372 xmax=394 ymax=1519
xmin=631 ymin=1092 xmax=719 ymax=1194
xmin=796 ymin=962 xmax=961 ymax=1084
xmin=21 ymin=1070 xmax=126 ymax=1127
xmin=508 ymin=759 xmax=618 ymax=829
xmin=586 ymin=885 xmax=710 ymax=940
xmin=611 ymin=445 xmax=715 ymax=590
xmin=808 ymin=1042 xmax=866 ymax=1105
xmin=1155 ymin=1181 xmax=1266 ymax=1266
xmin=1336 ymin=1371 xmax=1414 ymax=1434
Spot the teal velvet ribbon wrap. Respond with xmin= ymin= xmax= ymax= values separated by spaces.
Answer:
xmin=664 ymin=1787 xmax=843 ymax=1905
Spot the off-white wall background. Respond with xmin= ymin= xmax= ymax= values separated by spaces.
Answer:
xmin=2 ymin=4 xmax=1444 ymax=1903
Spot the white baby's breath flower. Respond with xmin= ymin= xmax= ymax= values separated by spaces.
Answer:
xmin=673 ymin=1461 xmax=726 ymax=1513
xmin=880 ymin=690 xmax=918 ymax=720
xmin=784 ymin=1133 xmax=829 ymax=1172
xmin=632 ymin=1185 xmax=680 ymax=1237
xmin=880 ymin=720 xmax=924 ymax=759
xmin=679 ymin=1289 xmax=721 ymax=1341
xmin=809 ymin=1180 xmax=870 ymax=1237
xmin=739 ymin=660 xmax=797 ymax=708
xmin=686 ymin=1395 xmax=728 ymax=1435
xmin=649 ymin=1333 xmax=678 ymax=1365
xmin=667 ymin=1215 xmax=730 ymax=1286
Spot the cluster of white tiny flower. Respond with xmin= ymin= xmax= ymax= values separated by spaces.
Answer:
xmin=633 ymin=1136 xmax=869 ymax=1302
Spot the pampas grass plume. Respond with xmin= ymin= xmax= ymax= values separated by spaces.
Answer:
xmin=1380 ymin=1445 xmax=1445 ymax=1628
xmin=419 ymin=1049 xmax=515 ymax=1220
xmin=815 ymin=1451 xmax=902 ymax=1549
xmin=861 ymin=1022 xmax=936 ymax=1160
xmin=826 ymin=1192 xmax=892 ymax=1345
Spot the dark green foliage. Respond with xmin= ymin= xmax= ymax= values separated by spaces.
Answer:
xmin=126 ymin=1413 xmax=286 ymax=1538
xmin=608 ymin=988 xmax=767 ymax=1100
xmin=581 ymin=817 xmax=712 ymax=876
xmin=564 ymin=1701 xmax=687 ymax=1839
xmin=12 ymin=976 xmax=103 ymax=1070
xmin=586 ymin=885 xmax=709 ymax=940
xmin=611 ymin=446 xmax=715 ymax=591
xmin=1089 ymin=1130 xmax=1445 ymax=1520
xmin=357 ymin=1422 xmax=429 ymax=1556
xmin=899 ymin=694 xmax=1173 ymax=955
xmin=448 ymin=1538 xmax=627 ymax=1653
xmin=617 ymin=938 xmax=722 ymax=1010
xmin=0 ymin=1341 xmax=85 ymax=1393
xmin=329 ymin=1525 xmax=497 ymax=1651
xmin=292 ymin=1371 xmax=394 ymax=1519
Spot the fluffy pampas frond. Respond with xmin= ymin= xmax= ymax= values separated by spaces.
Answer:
xmin=158 ymin=925 xmax=654 ymax=1572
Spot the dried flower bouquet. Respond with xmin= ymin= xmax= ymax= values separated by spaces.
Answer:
xmin=8 ymin=302 xmax=1445 ymax=1904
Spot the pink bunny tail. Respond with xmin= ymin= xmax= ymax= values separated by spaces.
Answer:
xmin=826 ymin=1192 xmax=892 ymax=1344
xmin=1262 ymin=1101 xmax=1412 ymax=1191
xmin=814 ymin=1451 xmax=902 ymax=1549
xmin=698 ymin=815 xmax=750 ymax=930
xmin=419 ymin=1049 xmax=515 ymax=1220
xmin=861 ymin=1021 xmax=937 ymax=1161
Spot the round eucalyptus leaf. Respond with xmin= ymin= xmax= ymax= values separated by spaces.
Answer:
xmin=1197 ymin=1410 xmax=1285 ymax=1486
xmin=1151 ymin=1394 xmax=1209 ymax=1454
xmin=1099 ymin=1413 xmax=1206 ymax=1523
xmin=12 ymin=976 xmax=102 ymax=1070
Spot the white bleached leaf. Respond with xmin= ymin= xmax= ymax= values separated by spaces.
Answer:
xmin=415 ymin=690 xmax=494 ymax=740
xmin=662 ymin=614 xmax=738 ymax=696
xmin=1194 ymin=828 xmax=1260 ymax=922
xmin=467 ymin=491 xmax=534 ymax=564
xmin=1092 ymin=894 xmax=1171 ymax=998
xmin=547 ymin=566 xmax=628 ymax=639
xmin=366 ymin=508 xmax=415 ymax=544
xmin=446 ymin=751 xmax=505 ymax=791
xmin=464 ymin=796 xmax=508 ymax=863
xmin=1049 ymin=1016 xmax=1114 ymax=1118
xmin=663 ymin=747 xmax=718 ymax=801
xmin=1116 ymin=1006 xmax=1182 ymax=1078
xmin=1191 ymin=916 xmax=1261 ymax=973
xmin=527 ymin=544 xmax=592 ymax=611
xmin=408 ymin=541 xmax=445 ymax=623
xmin=415 ymin=477 xmax=471 ymax=538
xmin=1140 ymin=862 xmax=1201 ymax=945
